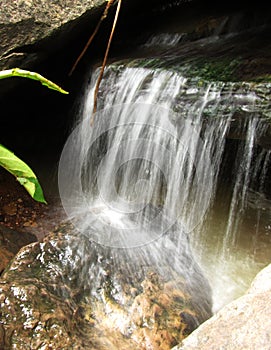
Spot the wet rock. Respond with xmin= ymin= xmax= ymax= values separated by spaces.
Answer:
xmin=0 ymin=323 xmax=4 ymax=348
xmin=0 ymin=221 xmax=212 ymax=349
xmin=173 ymin=263 xmax=271 ymax=350
xmin=0 ymin=224 xmax=37 ymax=275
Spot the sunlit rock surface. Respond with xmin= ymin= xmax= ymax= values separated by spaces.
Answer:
xmin=0 ymin=222 xmax=212 ymax=349
xmin=0 ymin=0 xmax=107 ymax=69
xmin=173 ymin=263 xmax=271 ymax=350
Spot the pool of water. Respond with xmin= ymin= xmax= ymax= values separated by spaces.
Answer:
xmin=191 ymin=188 xmax=271 ymax=312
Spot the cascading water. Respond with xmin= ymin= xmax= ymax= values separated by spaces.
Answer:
xmin=59 ymin=45 xmax=271 ymax=316
xmin=58 ymin=65 xmax=220 ymax=347
xmin=1 ymin=16 xmax=271 ymax=350
xmin=144 ymin=33 xmax=184 ymax=47
xmin=224 ymin=117 xmax=268 ymax=248
xmin=192 ymin=114 xmax=271 ymax=311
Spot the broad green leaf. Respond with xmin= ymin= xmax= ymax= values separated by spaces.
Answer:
xmin=0 ymin=68 xmax=68 ymax=94
xmin=0 ymin=68 xmax=68 ymax=203
xmin=0 ymin=144 xmax=47 ymax=203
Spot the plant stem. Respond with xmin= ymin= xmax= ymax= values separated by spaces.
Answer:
xmin=91 ymin=0 xmax=122 ymax=125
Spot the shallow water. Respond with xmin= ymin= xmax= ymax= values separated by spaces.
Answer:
xmin=191 ymin=187 xmax=271 ymax=312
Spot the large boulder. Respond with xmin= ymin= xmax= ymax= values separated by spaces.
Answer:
xmin=173 ymin=263 xmax=271 ymax=350
xmin=1 ymin=0 xmax=270 ymax=74
xmin=0 ymin=221 xmax=212 ymax=349
xmin=0 ymin=0 xmax=182 ymax=71
xmin=0 ymin=0 xmax=106 ymax=70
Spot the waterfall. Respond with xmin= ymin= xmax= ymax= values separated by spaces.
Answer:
xmin=144 ymin=33 xmax=184 ymax=47
xmin=59 ymin=67 xmax=231 ymax=246
xmin=223 ymin=117 xmax=270 ymax=250
xmin=58 ymin=61 xmax=270 ymax=312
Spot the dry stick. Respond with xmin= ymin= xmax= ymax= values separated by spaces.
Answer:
xmin=69 ymin=0 xmax=115 ymax=76
xmin=90 ymin=0 xmax=122 ymax=125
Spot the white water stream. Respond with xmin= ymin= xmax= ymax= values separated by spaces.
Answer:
xmin=59 ymin=63 xmax=271 ymax=313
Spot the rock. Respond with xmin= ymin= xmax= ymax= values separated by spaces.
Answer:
xmin=248 ymin=263 xmax=271 ymax=294
xmin=0 ymin=0 xmax=177 ymax=71
xmin=173 ymin=263 xmax=271 ymax=350
xmin=0 ymin=323 xmax=4 ymax=349
xmin=0 ymin=0 xmax=106 ymax=70
xmin=0 ymin=221 xmax=212 ymax=349
xmin=2 ymin=203 xmax=17 ymax=216
xmin=0 ymin=224 xmax=37 ymax=274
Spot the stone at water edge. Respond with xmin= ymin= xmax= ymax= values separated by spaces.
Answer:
xmin=172 ymin=263 xmax=271 ymax=350
xmin=0 ymin=224 xmax=37 ymax=274
xmin=0 ymin=222 xmax=212 ymax=350
xmin=248 ymin=262 xmax=271 ymax=294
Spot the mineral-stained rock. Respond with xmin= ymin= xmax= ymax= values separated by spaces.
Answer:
xmin=0 ymin=221 xmax=212 ymax=349
xmin=0 ymin=224 xmax=37 ymax=275
xmin=173 ymin=263 xmax=271 ymax=350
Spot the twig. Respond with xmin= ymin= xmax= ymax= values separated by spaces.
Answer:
xmin=91 ymin=0 xmax=122 ymax=125
xmin=69 ymin=0 xmax=115 ymax=76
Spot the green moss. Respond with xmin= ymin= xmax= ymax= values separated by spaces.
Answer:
xmin=188 ymin=58 xmax=241 ymax=82
xmin=251 ymin=74 xmax=271 ymax=83
xmin=112 ymin=55 xmax=243 ymax=83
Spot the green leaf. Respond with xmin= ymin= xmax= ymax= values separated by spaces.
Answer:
xmin=0 ymin=144 xmax=47 ymax=203
xmin=0 ymin=68 xmax=69 ymax=94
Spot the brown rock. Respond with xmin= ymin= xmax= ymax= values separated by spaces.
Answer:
xmin=0 ymin=222 xmax=212 ymax=349
xmin=0 ymin=323 xmax=4 ymax=349
xmin=3 ymin=202 xmax=17 ymax=216
xmin=0 ymin=224 xmax=37 ymax=274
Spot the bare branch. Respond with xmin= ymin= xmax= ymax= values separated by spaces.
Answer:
xmin=69 ymin=0 xmax=115 ymax=76
xmin=91 ymin=0 xmax=122 ymax=125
